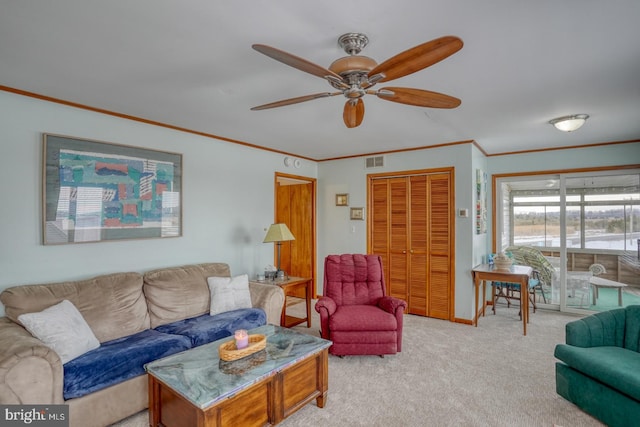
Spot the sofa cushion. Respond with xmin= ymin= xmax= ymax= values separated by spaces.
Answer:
xmin=329 ymin=305 xmax=397 ymax=332
xmin=18 ymin=300 xmax=100 ymax=364
xmin=554 ymin=344 xmax=640 ymax=401
xmin=154 ymin=308 xmax=267 ymax=347
xmin=208 ymin=274 xmax=252 ymax=315
xmin=63 ymin=329 xmax=192 ymax=400
xmin=143 ymin=263 xmax=231 ymax=328
xmin=0 ymin=272 xmax=150 ymax=343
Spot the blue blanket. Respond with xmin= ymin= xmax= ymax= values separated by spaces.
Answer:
xmin=63 ymin=308 xmax=267 ymax=400
xmin=64 ymin=329 xmax=191 ymax=400
xmin=155 ymin=308 xmax=266 ymax=347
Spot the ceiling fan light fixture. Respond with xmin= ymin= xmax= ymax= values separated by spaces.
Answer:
xmin=549 ymin=114 xmax=589 ymax=132
xmin=328 ymin=55 xmax=377 ymax=75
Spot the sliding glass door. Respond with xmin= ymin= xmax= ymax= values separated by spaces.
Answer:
xmin=496 ymin=170 xmax=640 ymax=313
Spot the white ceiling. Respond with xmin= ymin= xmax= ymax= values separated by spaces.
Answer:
xmin=1 ymin=1 xmax=639 ymax=160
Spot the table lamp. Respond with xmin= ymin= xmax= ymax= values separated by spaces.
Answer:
xmin=263 ymin=223 xmax=295 ymax=279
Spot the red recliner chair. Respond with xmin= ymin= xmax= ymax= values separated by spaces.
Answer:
xmin=315 ymin=254 xmax=407 ymax=356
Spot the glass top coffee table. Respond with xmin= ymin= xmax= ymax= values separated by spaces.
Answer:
xmin=146 ymin=324 xmax=332 ymax=427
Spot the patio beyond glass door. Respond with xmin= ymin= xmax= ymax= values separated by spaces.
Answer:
xmin=497 ymin=170 xmax=640 ymax=313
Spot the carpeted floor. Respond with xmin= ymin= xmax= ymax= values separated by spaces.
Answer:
xmin=113 ymin=301 xmax=605 ymax=427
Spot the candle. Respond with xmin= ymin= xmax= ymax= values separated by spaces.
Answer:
xmin=234 ymin=329 xmax=249 ymax=350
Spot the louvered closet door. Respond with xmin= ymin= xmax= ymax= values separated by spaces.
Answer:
xmin=409 ymin=176 xmax=428 ymax=315
xmin=388 ymin=178 xmax=409 ymax=300
xmin=371 ymin=179 xmax=391 ymax=287
xmin=368 ymin=171 xmax=452 ymax=320
xmin=426 ymin=174 xmax=451 ymax=319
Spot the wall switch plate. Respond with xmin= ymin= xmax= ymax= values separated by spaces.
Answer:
xmin=458 ymin=209 xmax=469 ymax=217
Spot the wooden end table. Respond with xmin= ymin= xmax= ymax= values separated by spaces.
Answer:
xmin=472 ymin=264 xmax=533 ymax=336
xmin=251 ymin=276 xmax=312 ymax=328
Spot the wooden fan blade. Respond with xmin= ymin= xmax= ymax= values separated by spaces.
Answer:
xmin=253 ymin=44 xmax=344 ymax=82
xmin=251 ymin=92 xmax=340 ymax=110
xmin=375 ymin=87 xmax=461 ymax=108
xmin=343 ymin=99 xmax=365 ymax=128
xmin=368 ymin=36 xmax=463 ymax=83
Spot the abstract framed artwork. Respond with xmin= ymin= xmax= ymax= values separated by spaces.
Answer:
xmin=42 ymin=134 xmax=182 ymax=245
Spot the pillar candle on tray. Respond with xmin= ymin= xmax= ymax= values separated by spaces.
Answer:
xmin=234 ymin=329 xmax=249 ymax=349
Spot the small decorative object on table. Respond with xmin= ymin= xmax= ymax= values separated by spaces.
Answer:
xmin=219 ymin=334 xmax=267 ymax=361
xmin=234 ymin=329 xmax=249 ymax=349
xmin=493 ymin=252 xmax=513 ymax=270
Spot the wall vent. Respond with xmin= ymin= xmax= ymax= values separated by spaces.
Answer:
xmin=365 ymin=156 xmax=384 ymax=169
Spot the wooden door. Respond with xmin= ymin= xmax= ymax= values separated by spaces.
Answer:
xmin=370 ymin=178 xmax=409 ymax=301
xmin=368 ymin=170 xmax=453 ymax=320
xmin=409 ymin=175 xmax=428 ymax=316
xmin=426 ymin=174 xmax=452 ymax=319
xmin=388 ymin=178 xmax=409 ymax=301
xmin=276 ymin=178 xmax=315 ymax=297
xmin=371 ymin=179 xmax=390 ymax=288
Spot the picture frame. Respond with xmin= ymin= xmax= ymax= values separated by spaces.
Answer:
xmin=42 ymin=134 xmax=182 ymax=245
xmin=350 ymin=207 xmax=364 ymax=220
xmin=476 ymin=168 xmax=487 ymax=235
xmin=335 ymin=193 xmax=349 ymax=206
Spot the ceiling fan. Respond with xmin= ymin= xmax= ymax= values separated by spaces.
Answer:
xmin=251 ymin=33 xmax=463 ymax=128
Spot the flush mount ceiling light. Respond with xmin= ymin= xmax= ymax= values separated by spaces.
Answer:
xmin=549 ymin=114 xmax=589 ymax=132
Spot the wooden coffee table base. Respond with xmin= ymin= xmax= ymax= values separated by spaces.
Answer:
xmin=148 ymin=348 xmax=328 ymax=427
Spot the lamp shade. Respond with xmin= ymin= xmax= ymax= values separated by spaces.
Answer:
xmin=263 ymin=223 xmax=295 ymax=243
xmin=549 ymin=114 xmax=589 ymax=132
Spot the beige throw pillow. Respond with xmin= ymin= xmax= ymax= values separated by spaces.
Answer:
xmin=207 ymin=274 xmax=252 ymax=315
xmin=18 ymin=299 xmax=100 ymax=364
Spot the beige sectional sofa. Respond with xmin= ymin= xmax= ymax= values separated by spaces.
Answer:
xmin=0 ymin=262 xmax=285 ymax=427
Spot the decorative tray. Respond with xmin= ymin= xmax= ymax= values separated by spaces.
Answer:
xmin=219 ymin=334 xmax=266 ymax=361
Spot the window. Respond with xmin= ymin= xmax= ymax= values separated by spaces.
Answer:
xmin=505 ymin=173 xmax=639 ymax=252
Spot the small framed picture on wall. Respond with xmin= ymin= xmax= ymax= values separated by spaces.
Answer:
xmin=350 ymin=207 xmax=364 ymax=220
xmin=336 ymin=193 xmax=349 ymax=206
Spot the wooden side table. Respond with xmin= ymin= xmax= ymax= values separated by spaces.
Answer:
xmin=251 ymin=276 xmax=312 ymax=328
xmin=472 ymin=264 xmax=533 ymax=336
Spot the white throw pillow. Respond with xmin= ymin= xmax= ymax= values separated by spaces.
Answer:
xmin=18 ymin=299 xmax=100 ymax=364
xmin=208 ymin=274 xmax=253 ymax=315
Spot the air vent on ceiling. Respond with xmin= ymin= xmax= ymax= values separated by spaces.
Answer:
xmin=365 ymin=156 xmax=384 ymax=169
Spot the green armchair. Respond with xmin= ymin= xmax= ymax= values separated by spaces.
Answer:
xmin=554 ymin=305 xmax=640 ymax=427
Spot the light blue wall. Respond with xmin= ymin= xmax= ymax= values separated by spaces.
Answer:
xmin=0 ymin=90 xmax=317 ymax=316
xmin=487 ymin=143 xmax=640 ymax=174
xmin=316 ymin=141 xmax=640 ymax=322
xmin=2 ymin=89 xmax=637 ymax=322
xmin=317 ymin=143 xmax=478 ymax=321
xmin=472 ymin=143 xmax=489 ymax=266
xmin=485 ymin=142 xmax=640 ymax=252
